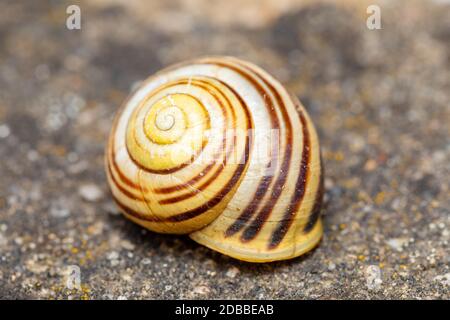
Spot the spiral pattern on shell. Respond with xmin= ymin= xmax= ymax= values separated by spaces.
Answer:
xmin=106 ymin=56 xmax=323 ymax=262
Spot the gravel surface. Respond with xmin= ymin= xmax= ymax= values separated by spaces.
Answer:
xmin=0 ymin=0 xmax=449 ymax=299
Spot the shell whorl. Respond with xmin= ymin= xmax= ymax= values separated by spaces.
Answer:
xmin=106 ymin=56 xmax=323 ymax=262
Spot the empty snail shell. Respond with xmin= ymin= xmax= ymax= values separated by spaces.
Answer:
xmin=105 ymin=56 xmax=323 ymax=262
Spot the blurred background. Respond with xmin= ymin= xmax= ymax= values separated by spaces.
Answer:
xmin=0 ymin=0 xmax=448 ymax=299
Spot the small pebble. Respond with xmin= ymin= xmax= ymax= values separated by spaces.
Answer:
xmin=386 ymin=238 xmax=409 ymax=252
xmin=433 ymin=273 xmax=450 ymax=287
xmin=107 ymin=251 xmax=120 ymax=267
xmin=0 ymin=233 xmax=7 ymax=247
xmin=120 ymin=240 xmax=135 ymax=251
xmin=192 ymin=285 xmax=210 ymax=295
xmin=225 ymin=266 xmax=240 ymax=278
xmin=79 ymin=184 xmax=104 ymax=202
xmin=50 ymin=206 xmax=70 ymax=218
xmin=68 ymin=160 xmax=88 ymax=174
xmin=110 ymin=260 xmax=120 ymax=267
xmin=107 ymin=251 xmax=119 ymax=260
xmin=327 ymin=262 xmax=336 ymax=271
xmin=366 ymin=265 xmax=382 ymax=291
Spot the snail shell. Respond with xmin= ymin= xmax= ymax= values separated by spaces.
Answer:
xmin=106 ymin=56 xmax=323 ymax=262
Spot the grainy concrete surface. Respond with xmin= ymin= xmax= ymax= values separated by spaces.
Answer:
xmin=0 ymin=0 xmax=448 ymax=299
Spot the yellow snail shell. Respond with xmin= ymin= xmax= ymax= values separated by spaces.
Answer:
xmin=105 ymin=56 xmax=323 ymax=262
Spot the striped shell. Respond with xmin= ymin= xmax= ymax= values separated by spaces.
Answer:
xmin=106 ymin=56 xmax=323 ymax=262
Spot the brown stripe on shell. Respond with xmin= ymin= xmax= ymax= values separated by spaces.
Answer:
xmin=236 ymin=62 xmax=293 ymax=243
xmin=208 ymin=59 xmax=294 ymax=242
xmin=151 ymin=79 xmax=227 ymax=193
xmin=154 ymin=76 xmax=253 ymax=198
xmin=158 ymin=80 xmax=235 ymax=204
xmin=107 ymin=116 xmax=155 ymax=201
xmin=112 ymin=138 xmax=250 ymax=222
xmin=164 ymin=145 xmax=249 ymax=222
xmin=112 ymin=195 xmax=158 ymax=222
xmin=303 ymin=155 xmax=323 ymax=233
xmin=158 ymin=163 xmax=226 ymax=204
xmin=110 ymin=75 xmax=253 ymax=222
xmin=110 ymin=80 xmax=224 ymax=201
xmin=153 ymin=161 xmax=216 ymax=194
xmin=109 ymin=124 xmax=148 ymax=192
xmin=204 ymin=61 xmax=282 ymax=238
xmin=268 ymin=110 xmax=310 ymax=249
xmin=107 ymin=160 xmax=143 ymax=200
